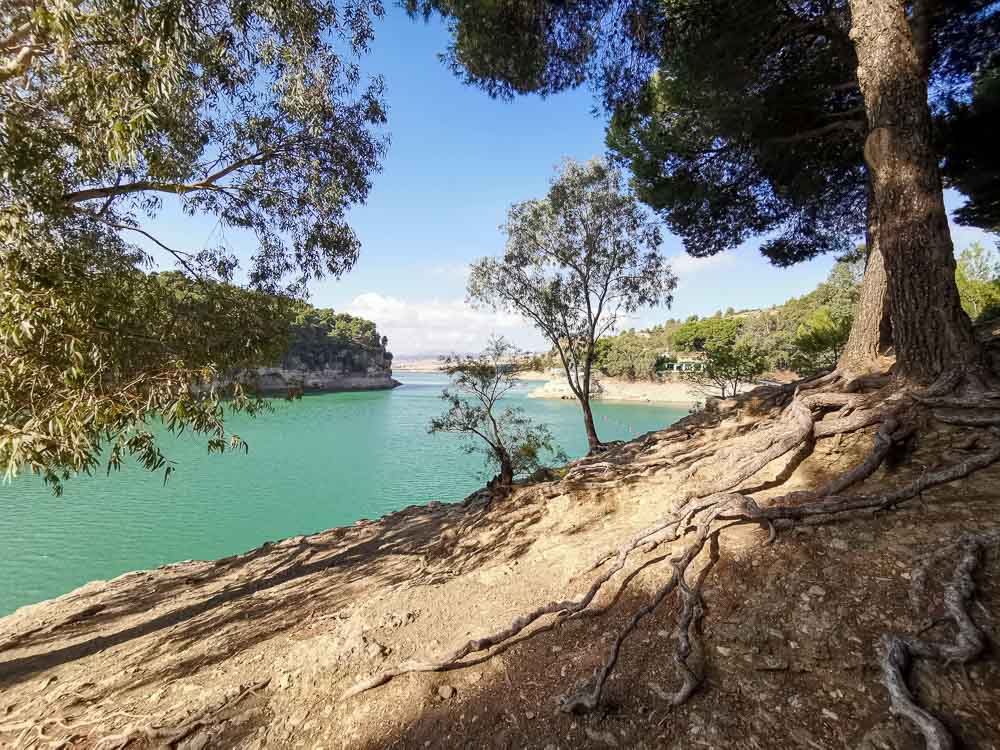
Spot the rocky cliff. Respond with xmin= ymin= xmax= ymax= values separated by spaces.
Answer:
xmin=256 ymin=308 xmax=399 ymax=393
xmin=256 ymin=356 xmax=399 ymax=394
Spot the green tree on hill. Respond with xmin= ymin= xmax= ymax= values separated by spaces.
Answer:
xmin=791 ymin=308 xmax=853 ymax=376
xmin=284 ymin=307 xmax=390 ymax=371
xmin=683 ymin=341 xmax=768 ymax=399
xmin=671 ymin=317 xmax=742 ymax=353
xmin=955 ymin=243 xmax=1000 ymax=322
xmin=596 ymin=330 xmax=659 ymax=381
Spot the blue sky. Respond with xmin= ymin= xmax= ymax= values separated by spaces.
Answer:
xmin=139 ymin=6 xmax=996 ymax=356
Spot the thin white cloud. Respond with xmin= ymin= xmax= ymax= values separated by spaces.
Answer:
xmin=668 ymin=251 xmax=736 ymax=278
xmin=345 ymin=293 xmax=545 ymax=356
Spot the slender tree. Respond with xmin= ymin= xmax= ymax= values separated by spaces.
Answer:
xmin=955 ymin=243 xmax=1000 ymax=322
xmin=683 ymin=341 xmax=768 ymax=399
xmin=468 ymin=159 xmax=674 ymax=452
xmin=430 ymin=337 xmax=561 ymax=486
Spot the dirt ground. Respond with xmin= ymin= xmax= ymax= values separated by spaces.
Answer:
xmin=1 ymin=401 xmax=999 ymax=749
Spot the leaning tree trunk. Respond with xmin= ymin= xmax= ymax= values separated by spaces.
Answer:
xmin=580 ymin=396 xmax=602 ymax=453
xmin=847 ymin=0 xmax=981 ymax=383
xmin=839 ymin=176 xmax=892 ymax=372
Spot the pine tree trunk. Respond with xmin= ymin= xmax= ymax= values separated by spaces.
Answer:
xmin=847 ymin=0 xmax=980 ymax=383
xmin=839 ymin=178 xmax=892 ymax=372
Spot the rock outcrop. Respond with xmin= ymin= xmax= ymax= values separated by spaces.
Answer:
xmin=255 ymin=339 xmax=399 ymax=394
xmin=255 ymin=363 xmax=399 ymax=394
xmin=255 ymin=309 xmax=400 ymax=393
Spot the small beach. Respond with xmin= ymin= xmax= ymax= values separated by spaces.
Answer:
xmin=523 ymin=373 xmax=705 ymax=404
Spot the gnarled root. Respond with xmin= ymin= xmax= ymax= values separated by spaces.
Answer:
xmin=558 ymin=512 xmax=721 ymax=714
xmin=93 ymin=679 xmax=269 ymax=750
xmin=880 ymin=532 xmax=999 ymax=750
xmin=340 ymin=377 xmax=1000 ymax=723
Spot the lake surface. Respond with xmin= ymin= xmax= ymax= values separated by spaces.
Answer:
xmin=0 ymin=373 xmax=686 ymax=616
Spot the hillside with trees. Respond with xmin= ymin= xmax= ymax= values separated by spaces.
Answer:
xmin=588 ymin=244 xmax=1000 ymax=390
xmin=282 ymin=306 xmax=392 ymax=374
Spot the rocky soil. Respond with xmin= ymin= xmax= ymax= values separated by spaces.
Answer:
xmin=1 ymin=391 xmax=999 ymax=749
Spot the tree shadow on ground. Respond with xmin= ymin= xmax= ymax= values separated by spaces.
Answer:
xmin=0 ymin=485 xmax=553 ymax=689
xmin=340 ymin=502 xmax=1000 ymax=750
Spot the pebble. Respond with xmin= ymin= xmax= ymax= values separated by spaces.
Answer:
xmin=438 ymin=684 xmax=456 ymax=701
xmin=753 ymin=655 xmax=789 ymax=671
xmin=829 ymin=538 xmax=850 ymax=551
xmin=807 ymin=585 xmax=827 ymax=597
xmin=584 ymin=727 xmax=619 ymax=747
xmin=525 ymin=711 xmax=535 ymax=720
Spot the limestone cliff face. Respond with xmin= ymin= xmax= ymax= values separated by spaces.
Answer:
xmin=256 ymin=343 xmax=399 ymax=393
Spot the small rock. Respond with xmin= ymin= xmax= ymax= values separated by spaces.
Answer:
xmin=829 ymin=538 xmax=850 ymax=551
xmin=822 ymin=708 xmax=839 ymax=721
xmin=807 ymin=585 xmax=827 ymax=597
xmin=753 ymin=655 xmax=789 ymax=671
xmin=716 ymin=646 xmax=733 ymax=657
xmin=525 ymin=711 xmax=535 ymax=720
xmin=437 ymin=684 xmax=456 ymax=701
xmin=584 ymin=727 xmax=619 ymax=747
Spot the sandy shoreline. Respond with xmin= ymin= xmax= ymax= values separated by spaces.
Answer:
xmin=524 ymin=375 xmax=704 ymax=405
xmin=392 ymin=360 xmax=445 ymax=372
xmin=393 ymin=363 xmax=715 ymax=404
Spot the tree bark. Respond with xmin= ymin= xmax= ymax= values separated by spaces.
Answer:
xmin=498 ymin=456 xmax=514 ymax=487
xmin=839 ymin=177 xmax=893 ymax=372
xmin=847 ymin=0 xmax=981 ymax=383
xmin=580 ymin=358 xmax=603 ymax=452
xmin=580 ymin=397 xmax=602 ymax=453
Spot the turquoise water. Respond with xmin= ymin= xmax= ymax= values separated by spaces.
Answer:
xmin=0 ymin=373 xmax=685 ymax=616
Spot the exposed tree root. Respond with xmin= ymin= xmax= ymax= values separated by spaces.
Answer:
xmin=341 ymin=370 xmax=1000 ymax=721
xmin=343 ymin=373 xmax=1000 ymax=748
xmin=558 ymin=512 xmax=722 ymax=715
xmin=880 ymin=532 xmax=1000 ymax=750
xmin=6 ymin=369 xmax=1000 ymax=750
xmin=93 ymin=679 xmax=269 ymax=750
xmin=933 ymin=411 xmax=1000 ymax=427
